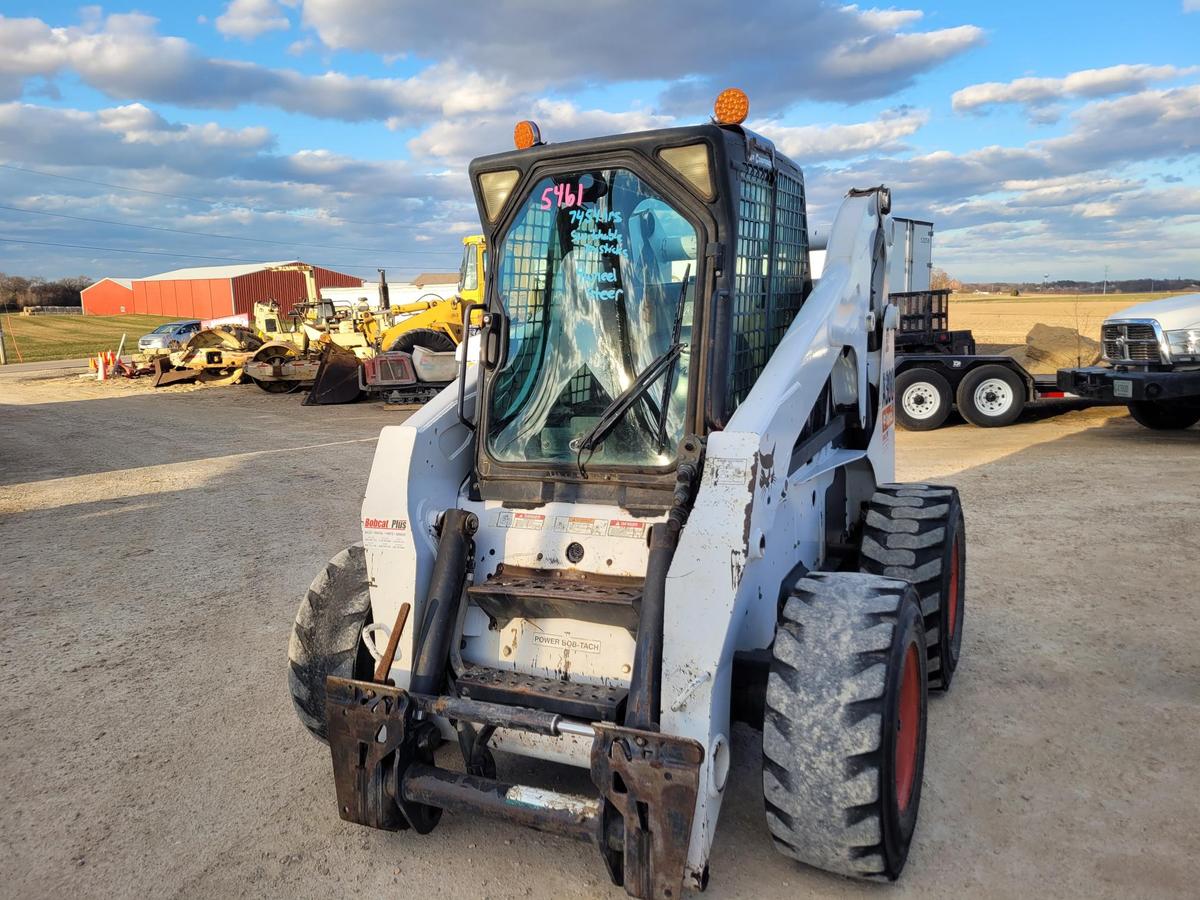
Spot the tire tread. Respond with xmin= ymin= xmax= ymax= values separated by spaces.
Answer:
xmin=859 ymin=484 xmax=963 ymax=690
xmin=763 ymin=571 xmax=918 ymax=879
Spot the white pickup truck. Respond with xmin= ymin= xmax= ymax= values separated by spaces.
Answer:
xmin=1058 ymin=294 xmax=1200 ymax=429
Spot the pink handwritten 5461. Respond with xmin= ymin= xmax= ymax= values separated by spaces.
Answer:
xmin=540 ymin=182 xmax=584 ymax=211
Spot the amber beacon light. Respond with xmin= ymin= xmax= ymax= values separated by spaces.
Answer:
xmin=514 ymin=120 xmax=541 ymax=150
xmin=713 ymin=88 xmax=750 ymax=125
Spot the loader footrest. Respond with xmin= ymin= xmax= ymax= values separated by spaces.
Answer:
xmin=467 ymin=565 xmax=643 ymax=630
xmin=456 ymin=664 xmax=626 ymax=722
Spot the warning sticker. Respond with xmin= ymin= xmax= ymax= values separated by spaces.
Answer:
xmin=533 ymin=633 xmax=601 ymax=654
xmin=607 ymin=519 xmax=646 ymax=540
xmin=362 ymin=516 xmax=410 ymax=549
xmin=708 ymin=458 xmax=750 ymax=485
xmin=553 ymin=515 xmax=609 ymax=536
xmin=494 ymin=510 xmax=546 ymax=530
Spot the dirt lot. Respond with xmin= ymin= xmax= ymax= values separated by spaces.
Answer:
xmin=947 ymin=293 xmax=1174 ymax=348
xmin=1 ymin=371 xmax=1197 ymax=899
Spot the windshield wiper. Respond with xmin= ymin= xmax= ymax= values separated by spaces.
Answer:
xmin=574 ymin=267 xmax=692 ymax=477
xmin=574 ymin=342 xmax=683 ymax=477
xmin=654 ymin=264 xmax=690 ymax=450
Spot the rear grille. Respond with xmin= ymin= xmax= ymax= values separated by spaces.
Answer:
xmin=1102 ymin=322 xmax=1162 ymax=363
xmin=362 ymin=351 xmax=416 ymax=387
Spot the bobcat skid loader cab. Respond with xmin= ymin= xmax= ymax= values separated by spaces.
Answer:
xmin=288 ymin=90 xmax=967 ymax=898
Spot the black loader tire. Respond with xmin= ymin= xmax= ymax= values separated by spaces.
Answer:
xmin=956 ymin=364 xmax=1025 ymax=427
xmin=1127 ymin=398 xmax=1200 ymax=430
xmin=860 ymin=483 xmax=965 ymax=691
xmin=387 ymin=328 xmax=456 ymax=354
xmin=764 ymin=572 xmax=927 ymax=881
xmin=895 ymin=368 xmax=952 ymax=431
xmin=287 ymin=543 xmax=373 ymax=742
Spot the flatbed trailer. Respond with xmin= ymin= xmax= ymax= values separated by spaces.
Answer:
xmin=892 ymin=289 xmax=1082 ymax=429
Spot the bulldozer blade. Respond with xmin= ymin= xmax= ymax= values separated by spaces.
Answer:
xmin=304 ymin=346 xmax=364 ymax=405
xmin=151 ymin=357 xmax=199 ymax=388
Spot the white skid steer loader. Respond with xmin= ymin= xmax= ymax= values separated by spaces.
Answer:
xmin=288 ymin=90 xmax=967 ymax=899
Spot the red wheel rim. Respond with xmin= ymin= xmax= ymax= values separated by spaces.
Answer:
xmin=895 ymin=643 xmax=920 ymax=813
xmin=947 ymin=536 xmax=961 ymax=638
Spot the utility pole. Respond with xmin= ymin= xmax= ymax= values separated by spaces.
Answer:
xmin=0 ymin=317 xmax=7 ymax=365
xmin=1102 ymin=265 xmax=1109 ymax=295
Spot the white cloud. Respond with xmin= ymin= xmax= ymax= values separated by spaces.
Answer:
xmin=952 ymin=63 xmax=1198 ymax=119
xmin=408 ymin=100 xmax=675 ymax=166
xmin=0 ymin=99 xmax=477 ymax=280
xmin=794 ymin=85 xmax=1200 ymax=278
xmin=0 ymin=5 xmax=982 ymax=134
xmin=0 ymin=101 xmax=274 ymax=169
xmin=842 ymin=5 xmax=926 ymax=31
xmin=215 ymin=0 xmax=291 ymax=40
xmin=821 ymin=26 xmax=983 ymax=81
xmin=1185 ymin=1 xmax=1200 ymax=12
xmin=298 ymin=0 xmax=983 ymax=112
xmin=0 ymin=13 xmax=515 ymax=126
xmin=752 ymin=108 xmax=929 ymax=163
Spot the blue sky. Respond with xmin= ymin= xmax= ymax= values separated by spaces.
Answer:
xmin=1 ymin=1 xmax=1198 ymax=282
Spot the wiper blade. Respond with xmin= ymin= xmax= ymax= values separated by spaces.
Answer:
xmin=574 ymin=343 xmax=683 ymax=477
xmin=654 ymin=264 xmax=690 ymax=450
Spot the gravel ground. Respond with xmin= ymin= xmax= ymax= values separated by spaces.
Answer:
xmin=1 ymin=374 xmax=1197 ymax=899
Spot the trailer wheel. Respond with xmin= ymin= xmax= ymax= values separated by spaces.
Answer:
xmin=763 ymin=572 xmax=927 ymax=881
xmin=287 ymin=543 xmax=373 ymax=742
xmin=896 ymin=368 xmax=952 ymax=431
xmin=387 ymin=328 xmax=456 ymax=354
xmin=956 ymin=364 xmax=1025 ymax=427
xmin=1127 ymin=398 xmax=1200 ymax=430
xmin=860 ymin=484 xmax=965 ymax=691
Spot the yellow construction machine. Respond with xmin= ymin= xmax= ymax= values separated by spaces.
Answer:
xmin=243 ymin=297 xmax=383 ymax=394
xmin=356 ymin=234 xmax=486 ymax=404
xmin=150 ymin=322 xmax=265 ymax=388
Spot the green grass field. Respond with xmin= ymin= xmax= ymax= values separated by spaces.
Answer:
xmin=0 ymin=313 xmax=177 ymax=364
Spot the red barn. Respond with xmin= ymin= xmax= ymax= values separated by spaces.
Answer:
xmin=80 ymin=277 xmax=134 ymax=315
xmin=83 ymin=261 xmax=363 ymax=317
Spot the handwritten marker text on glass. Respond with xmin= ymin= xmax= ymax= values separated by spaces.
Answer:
xmin=540 ymin=182 xmax=585 ymax=211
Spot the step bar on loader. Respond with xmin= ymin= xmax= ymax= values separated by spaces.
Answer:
xmin=327 ymin=483 xmax=705 ymax=900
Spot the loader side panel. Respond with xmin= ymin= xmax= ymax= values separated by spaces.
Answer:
xmin=360 ymin=379 xmax=477 ymax=689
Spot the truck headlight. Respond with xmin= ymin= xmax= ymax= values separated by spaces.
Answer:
xmin=1165 ymin=328 xmax=1200 ymax=362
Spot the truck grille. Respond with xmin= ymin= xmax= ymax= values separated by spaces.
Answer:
xmin=1102 ymin=322 xmax=1163 ymax=363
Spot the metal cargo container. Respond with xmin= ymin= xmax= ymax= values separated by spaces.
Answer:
xmin=889 ymin=217 xmax=933 ymax=293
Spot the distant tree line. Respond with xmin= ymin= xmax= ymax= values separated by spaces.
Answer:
xmin=0 ymin=273 xmax=92 ymax=310
xmin=932 ymin=272 xmax=1200 ymax=295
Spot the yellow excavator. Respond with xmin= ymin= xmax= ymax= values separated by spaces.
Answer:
xmin=240 ymin=237 xmax=485 ymax=403
xmin=357 ymin=234 xmax=487 ymax=404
